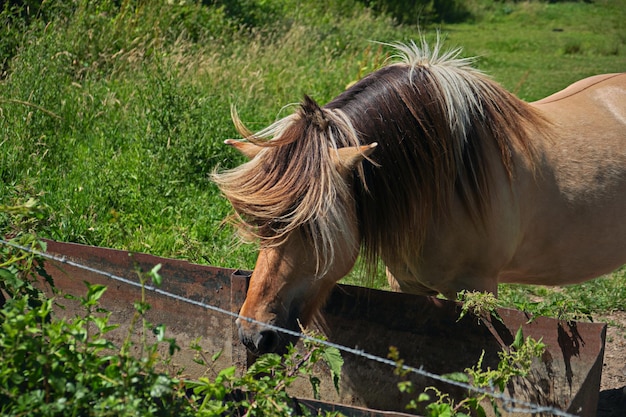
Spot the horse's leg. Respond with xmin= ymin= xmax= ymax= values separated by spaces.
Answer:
xmin=385 ymin=261 xmax=499 ymax=298
xmin=384 ymin=264 xmax=439 ymax=296
xmin=385 ymin=267 xmax=401 ymax=292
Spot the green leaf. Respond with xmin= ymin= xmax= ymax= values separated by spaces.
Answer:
xmin=427 ymin=402 xmax=453 ymax=417
xmin=217 ymin=366 xmax=236 ymax=381
xmin=211 ymin=350 xmax=223 ymax=362
xmin=247 ymin=353 xmax=281 ymax=377
xmin=0 ymin=267 xmax=16 ymax=280
xmin=417 ymin=392 xmax=431 ymax=402
xmin=150 ymin=375 xmax=172 ymax=398
xmin=309 ymin=375 xmax=321 ymax=399
xmin=85 ymin=284 xmax=107 ymax=305
xmin=153 ymin=323 xmax=165 ymax=340
xmin=149 ymin=264 xmax=162 ymax=286
xmin=321 ymin=346 xmax=343 ymax=393
xmin=442 ymin=372 xmax=469 ymax=383
xmin=398 ymin=380 xmax=413 ymax=393
xmin=491 ymin=309 xmax=504 ymax=324
xmin=512 ymin=326 xmax=524 ymax=350
xmin=133 ymin=301 xmax=151 ymax=315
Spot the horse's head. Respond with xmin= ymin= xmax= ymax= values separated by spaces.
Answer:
xmin=234 ymin=203 xmax=360 ymax=355
xmin=214 ymin=98 xmax=376 ymax=355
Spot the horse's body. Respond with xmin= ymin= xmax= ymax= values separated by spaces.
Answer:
xmin=393 ymin=72 xmax=626 ymax=297
xmin=499 ymin=74 xmax=626 ymax=284
xmin=213 ymin=41 xmax=626 ymax=355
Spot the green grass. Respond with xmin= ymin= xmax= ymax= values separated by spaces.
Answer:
xmin=499 ymin=270 xmax=626 ymax=319
xmin=1 ymin=0 xmax=625 ymax=319
xmin=443 ymin=0 xmax=626 ymax=100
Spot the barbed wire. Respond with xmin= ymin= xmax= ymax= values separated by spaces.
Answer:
xmin=1 ymin=238 xmax=580 ymax=417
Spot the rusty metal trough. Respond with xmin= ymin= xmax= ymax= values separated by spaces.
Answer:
xmin=39 ymin=240 xmax=605 ymax=416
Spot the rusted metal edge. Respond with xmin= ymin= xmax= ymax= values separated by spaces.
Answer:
xmin=39 ymin=240 xmax=418 ymax=415
xmin=299 ymin=398 xmax=417 ymax=417
xmin=39 ymin=239 xmax=606 ymax=417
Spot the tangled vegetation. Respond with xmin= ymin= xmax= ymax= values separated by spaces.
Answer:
xmin=0 ymin=199 xmax=346 ymax=416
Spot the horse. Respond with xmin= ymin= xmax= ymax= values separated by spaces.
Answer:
xmin=212 ymin=40 xmax=626 ymax=355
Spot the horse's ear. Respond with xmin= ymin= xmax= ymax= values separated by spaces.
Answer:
xmin=224 ymin=139 xmax=262 ymax=159
xmin=301 ymin=95 xmax=329 ymax=130
xmin=333 ymin=142 xmax=378 ymax=171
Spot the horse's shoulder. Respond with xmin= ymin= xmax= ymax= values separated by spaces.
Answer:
xmin=532 ymin=73 xmax=626 ymax=105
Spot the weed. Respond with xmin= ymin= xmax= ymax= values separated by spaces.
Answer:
xmin=390 ymin=322 xmax=545 ymax=416
xmin=0 ymin=198 xmax=52 ymax=307
xmin=0 ymin=215 xmax=189 ymax=415
xmin=457 ymin=290 xmax=503 ymax=324
xmin=0 ymin=201 xmax=345 ymax=416
xmin=387 ymin=290 xmax=551 ymax=416
xmin=188 ymin=327 xmax=343 ymax=416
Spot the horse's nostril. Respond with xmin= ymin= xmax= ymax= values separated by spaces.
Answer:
xmin=257 ymin=329 xmax=280 ymax=354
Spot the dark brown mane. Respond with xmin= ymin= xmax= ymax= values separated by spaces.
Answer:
xmin=213 ymin=41 xmax=550 ymax=274
xmin=325 ymin=54 xmax=548 ymax=269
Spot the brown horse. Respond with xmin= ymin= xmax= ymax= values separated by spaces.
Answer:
xmin=212 ymin=40 xmax=626 ymax=355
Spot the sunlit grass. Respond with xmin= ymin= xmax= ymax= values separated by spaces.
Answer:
xmin=1 ymin=0 xmax=625 ymax=317
xmin=499 ymin=268 xmax=626 ymax=318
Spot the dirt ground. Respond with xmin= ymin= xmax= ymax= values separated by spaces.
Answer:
xmin=596 ymin=311 xmax=626 ymax=417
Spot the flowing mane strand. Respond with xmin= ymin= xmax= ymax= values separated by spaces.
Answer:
xmin=213 ymin=40 xmax=551 ymax=275
xmin=212 ymin=96 xmax=363 ymax=274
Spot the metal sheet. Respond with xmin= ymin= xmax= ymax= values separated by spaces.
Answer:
xmin=41 ymin=239 xmax=246 ymax=379
xmin=40 ymin=240 xmax=605 ymax=416
xmin=314 ymin=283 xmax=605 ymax=416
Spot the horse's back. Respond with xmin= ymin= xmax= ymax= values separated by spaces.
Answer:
xmin=533 ymin=73 xmax=625 ymax=105
xmin=531 ymin=73 xmax=626 ymax=165
xmin=530 ymin=73 xmax=625 ymax=166
xmin=532 ymin=73 xmax=626 ymax=132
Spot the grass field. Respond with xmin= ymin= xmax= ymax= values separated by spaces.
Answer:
xmin=1 ymin=0 xmax=625 ymax=316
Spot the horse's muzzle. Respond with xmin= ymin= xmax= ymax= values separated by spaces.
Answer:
xmin=236 ymin=318 xmax=288 ymax=356
xmin=239 ymin=327 xmax=280 ymax=355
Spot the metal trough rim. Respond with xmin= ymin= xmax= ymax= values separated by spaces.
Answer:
xmin=38 ymin=239 xmax=606 ymax=417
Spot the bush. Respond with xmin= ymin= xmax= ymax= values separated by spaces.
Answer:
xmin=0 ymin=200 xmax=343 ymax=416
xmin=0 ymin=287 xmax=193 ymax=417
xmin=358 ymin=0 xmax=471 ymax=24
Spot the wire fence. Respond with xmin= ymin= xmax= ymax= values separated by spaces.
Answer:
xmin=1 ymin=238 xmax=581 ymax=417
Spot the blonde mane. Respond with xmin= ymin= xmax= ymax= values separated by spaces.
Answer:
xmin=212 ymin=96 xmax=363 ymax=274
xmin=212 ymin=40 xmax=549 ymax=275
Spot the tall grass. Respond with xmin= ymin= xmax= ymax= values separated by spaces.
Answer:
xmin=1 ymin=0 xmax=625 ymax=314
